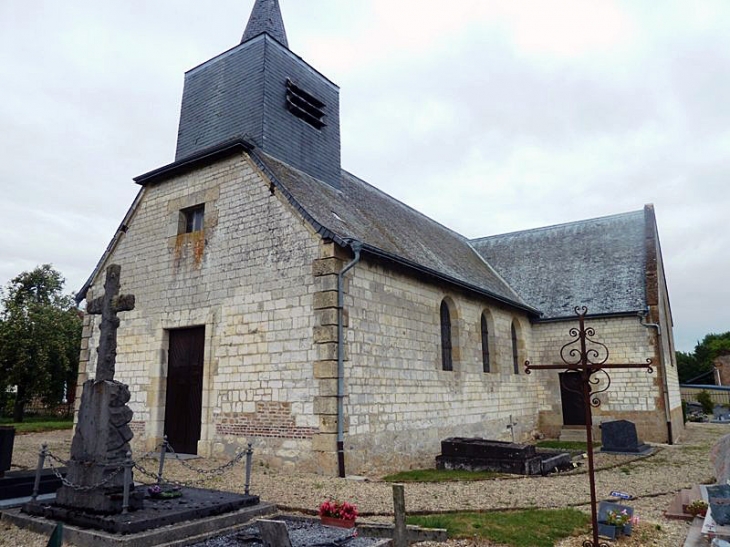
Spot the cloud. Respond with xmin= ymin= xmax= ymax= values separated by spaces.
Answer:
xmin=0 ymin=0 xmax=728 ymax=352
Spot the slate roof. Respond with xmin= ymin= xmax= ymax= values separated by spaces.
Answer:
xmin=241 ymin=0 xmax=288 ymax=47
xmin=470 ymin=210 xmax=648 ymax=319
xmin=253 ymin=150 xmax=532 ymax=311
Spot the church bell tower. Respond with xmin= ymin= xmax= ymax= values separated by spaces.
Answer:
xmin=175 ymin=0 xmax=342 ymax=189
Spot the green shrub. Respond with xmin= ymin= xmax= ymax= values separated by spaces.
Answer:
xmin=697 ymin=390 xmax=715 ymax=415
xmin=682 ymin=400 xmax=688 ymax=423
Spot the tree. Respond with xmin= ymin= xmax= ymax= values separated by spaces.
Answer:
xmin=0 ymin=265 xmax=82 ymax=422
xmin=677 ymin=332 xmax=730 ymax=384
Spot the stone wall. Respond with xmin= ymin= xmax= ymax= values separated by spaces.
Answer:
xmin=644 ymin=204 xmax=684 ymax=442
xmin=338 ymin=258 xmax=539 ymax=474
xmin=716 ymin=355 xmax=730 ymax=386
xmin=531 ymin=316 xmax=672 ymax=443
xmin=80 ymin=152 xmax=323 ymax=470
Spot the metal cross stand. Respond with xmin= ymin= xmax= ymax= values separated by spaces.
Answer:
xmin=524 ymin=306 xmax=653 ymax=547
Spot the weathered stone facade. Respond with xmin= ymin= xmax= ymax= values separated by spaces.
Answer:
xmin=79 ymin=150 xmax=682 ymax=474
xmin=81 ymin=153 xmax=324 ymax=470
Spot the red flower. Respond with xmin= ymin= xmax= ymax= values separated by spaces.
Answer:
xmin=319 ymin=499 xmax=358 ymax=521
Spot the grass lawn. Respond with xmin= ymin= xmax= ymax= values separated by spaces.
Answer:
xmin=0 ymin=415 xmax=73 ymax=434
xmin=408 ymin=508 xmax=590 ymax=547
xmin=382 ymin=468 xmax=505 ymax=483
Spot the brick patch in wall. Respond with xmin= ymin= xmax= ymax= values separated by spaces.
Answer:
xmin=215 ymin=401 xmax=318 ymax=439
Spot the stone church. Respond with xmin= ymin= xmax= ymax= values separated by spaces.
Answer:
xmin=77 ymin=0 xmax=683 ymax=475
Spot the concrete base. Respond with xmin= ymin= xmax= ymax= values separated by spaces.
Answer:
xmin=600 ymin=445 xmax=654 ymax=456
xmin=2 ymin=501 xmax=276 ymax=547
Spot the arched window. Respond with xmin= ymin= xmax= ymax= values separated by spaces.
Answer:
xmin=511 ymin=321 xmax=519 ymax=374
xmin=481 ymin=313 xmax=490 ymax=373
xmin=440 ymin=301 xmax=453 ymax=371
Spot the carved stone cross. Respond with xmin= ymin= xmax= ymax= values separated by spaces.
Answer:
xmin=87 ymin=264 xmax=135 ymax=382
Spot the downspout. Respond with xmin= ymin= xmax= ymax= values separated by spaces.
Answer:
xmin=337 ymin=240 xmax=362 ymax=478
xmin=640 ymin=310 xmax=674 ymax=444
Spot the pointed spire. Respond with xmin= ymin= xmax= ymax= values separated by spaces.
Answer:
xmin=241 ymin=0 xmax=288 ymax=48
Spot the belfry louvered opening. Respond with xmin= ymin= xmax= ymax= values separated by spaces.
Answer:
xmin=286 ymin=78 xmax=326 ymax=129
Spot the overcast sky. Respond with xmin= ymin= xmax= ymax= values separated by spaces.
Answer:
xmin=0 ymin=0 xmax=728 ymax=352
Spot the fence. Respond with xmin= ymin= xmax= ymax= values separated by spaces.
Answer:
xmin=680 ymin=385 xmax=730 ymax=406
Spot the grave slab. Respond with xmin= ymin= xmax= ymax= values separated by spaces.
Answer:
xmin=24 ymin=486 xmax=260 ymax=534
xmin=0 ymin=467 xmax=65 ymax=501
xmin=436 ymin=437 xmax=571 ymax=475
xmin=2 ymin=502 xmax=275 ymax=547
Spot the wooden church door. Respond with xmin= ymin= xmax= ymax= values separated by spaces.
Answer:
xmin=559 ymin=372 xmax=587 ymax=426
xmin=164 ymin=327 xmax=205 ymax=454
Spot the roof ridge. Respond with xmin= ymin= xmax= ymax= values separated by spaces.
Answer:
xmin=471 ymin=209 xmax=644 ymax=243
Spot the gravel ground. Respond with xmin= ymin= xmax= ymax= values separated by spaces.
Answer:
xmin=1 ymin=422 xmax=725 ymax=546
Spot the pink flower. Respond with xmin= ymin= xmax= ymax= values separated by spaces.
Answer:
xmin=319 ymin=499 xmax=359 ymax=521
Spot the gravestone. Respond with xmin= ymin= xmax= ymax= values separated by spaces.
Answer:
xmin=54 ymin=264 xmax=144 ymax=513
xmin=0 ymin=426 xmax=15 ymax=477
xmin=258 ymin=519 xmax=294 ymax=547
xmin=707 ymin=485 xmax=730 ymax=526
xmin=436 ymin=437 xmax=571 ymax=475
xmin=712 ymin=434 xmax=730 ymax=484
xmin=713 ymin=405 xmax=730 ymax=423
xmin=599 ymin=420 xmax=652 ymax=455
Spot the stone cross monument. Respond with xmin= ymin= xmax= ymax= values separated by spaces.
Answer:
xmin=55 ymin=264 xmax=144 ymax=513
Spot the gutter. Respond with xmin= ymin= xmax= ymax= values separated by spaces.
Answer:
xmin=337 ymin=240 xmax=362 ymax=478
xmin=640 ymin=310 xmax=674 ymax=444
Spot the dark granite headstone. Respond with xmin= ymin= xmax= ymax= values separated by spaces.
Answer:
xmin=600 ymin=420 xmax=652 ymax=455
xmin=0 ymin=426 xmax=15 ymax=477
xmin=707 ymin=484 xmax=730 ymax=526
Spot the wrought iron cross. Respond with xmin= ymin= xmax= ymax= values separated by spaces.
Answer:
xmin=525 ymin=306 xmax=653 ymax=547
xmin=87 ymin=264 xmax=135 ymax=383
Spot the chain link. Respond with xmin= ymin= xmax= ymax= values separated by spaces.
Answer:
xmin=47 ymin=450 xmax=124 ymax=492
xmin=133 ymin=461 xmax=217 ymax=488
xmin=165 ymin=442 xmax=248 ymax=476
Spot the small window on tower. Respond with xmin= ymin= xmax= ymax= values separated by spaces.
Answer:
xmin=180 ymin=204 xmax=205 ymax=234
xmin=285 ymin=79 xmax=326 ymax=129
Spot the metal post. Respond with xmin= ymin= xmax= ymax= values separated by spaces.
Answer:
xmin=582 ymin=370 xmax=602 ymax=547
xmin=157 ymin=436 xmax=168 ymax=485
xmin=122 ymin=451 xmax=132 ymax=515
xmin=31 ymin=443 xmax=48 ymax=502
xmin=244 ymin=443 xmax=253 ymax=496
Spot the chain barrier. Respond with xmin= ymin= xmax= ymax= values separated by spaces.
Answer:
xmin=133 ymin=461 xmax=204 ymax=488
xmin=165 ymin=441 xmax=249 ymax=477
xmin=35 ymin=440 xmax=254 ymax=494
xmin=46 ymin=450 xmax=124 ymax=492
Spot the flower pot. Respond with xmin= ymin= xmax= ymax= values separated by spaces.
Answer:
xmin=597 ymin=522 xmax=622 ymax=540
xmin=320 ymin=516 xmax=356 ymax=529
xmin=683 ymin=504 xmax=708 ymax=518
